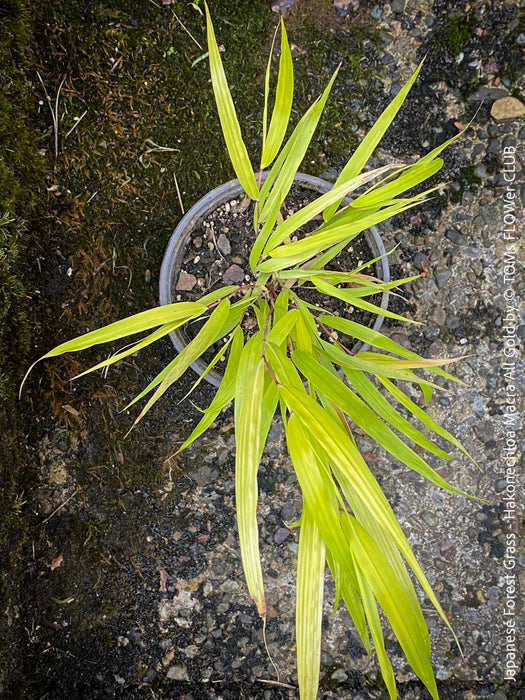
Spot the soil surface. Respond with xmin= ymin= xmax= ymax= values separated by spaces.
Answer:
xmin=1 ymin=0 xmax=524 ymax=699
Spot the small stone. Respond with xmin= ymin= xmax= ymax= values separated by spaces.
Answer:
xmin=445 ymin=229 xmax=466 ymax=245
xmin=438 ymin=539 xmax=457 ymax=560
xmin=370 ymin=4 xmax=382 ymax=20
xmin=389 ymin=332 xmax=412 ymax=349
xmin=334 ymin=0 xmax=359 ymax=17
xmin=176 ymin=271 xmax=197 ymax=291
xmin=271 ymin=0 xmax=294 ymax=12
xmin=390 ymin=0 xmax=405 ymax=13
xmin=274 ymin=527 xmax=290 ymax=545
xmin=434 ymin=268 xmax=452 ymax=288
xmin=219 ymin=579 xmax=240 ymax=593
xmin=473 ymin=164 xmax=487 ymax=179
xmin=331 ymin=668 xmax=348 ymax=682
xmin=166 ymin=665 xmax=189 ymax=681
xmin=469 ymin=87 xmax=509 ymax=103
xmin=280 ymin=502 xmax=296 ymax=522
xmin=494 ymin=478 xmax=508 ymax=493
xmin=142 ymin=666 xmax=157 ymax=683
xmin=420 ymin=510 xmax=439 ymax=528
xmin=491 ymin=97 xmax=525 ymax=121
xmin=222 ymin=264 xmax=244 ymax=284
xmin=217 ymin=233 xmax=231 ymax=256
xmin=413 ymin=252 xmax=429 ymax=272
xmin=491 ymin=692 xmax=507 ymax=700
xmin=429 ymin=307 xmax=446 ymax=326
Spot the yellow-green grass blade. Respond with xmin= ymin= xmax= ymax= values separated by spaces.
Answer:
xmin=267 ymin=308 xmax=299 ymax=346
xmin=257 ymin=378 xmax=280 ymax=462
xmin=344 ymin=369 xmax=452 ymax=460
xmin=323 ymin=430 xmax=461 ymax=655
xmin=345 ymin=515 xmax=439 ymax=700
xmin=273 ymin=289 xmax=290 ymax=325
xmin=325 ymin=550 xmax=371 ymax=653
xmin=266 ymin=195 xmax=421 ymax=263
xmin=319 ymin=314 xmax=461 ymax=383
xmin=235 ymin=341 xmax=266 ymax=617
xmin=351 ymin=158 xmax=443 ymax=210
xmin=418 ymin=119 xmax=472 ymax=167
xmin=249 ymin=68 xmax=340 ymax=270
xmin=288 ymin=412 xmax=371 ymax=659
xmin=323 ymin=61 xmax=424 ymax=221
xmin=205 ymin=4 xmax=259 ymax=200
xmin=279 ymin=383 xmax=460 ymax=648
xmin=312 ymin=277 xmax=419 ymax=324
xmin=126 ymin=299 xmax=231 ymax=421
xmin=198 ymin=285 xmax=240 ymax=306
xmin=357 ymin=351 xmax=466 ymax=372
xmin=21 ymin=302 xmax=207 ymax=394
xmin=254 ymin=298 xmax=270 ymax=331
xmin=258 ymin=67 xmax=339 ymax=218
xmin=379 ymin=376 xmax=478 ymax=465
xmin=262 ymin=163 xmax=402 ymax=256
xmin=212 ymin=296 xmax=255 ymax=342
xmin=261 ymin=19 xmax=293 ymax=169
xmin=351 ymin=552 xmax=396 ymax=700
xmin=263 ymin=341 xmax=304 ymax=392
xmin=291 ymin=312 xmax=313 ymax=353
xmin=286 ymin=414 xmax=354 ymax=571
xmin=261 ymin=22 xmax=279 ymax=158
xmin=257 ymin=200 xmax=422 ymax=273
xmin=296 ymin=503 xmax=325 ymax=700
xmin=281 ymin=384 xmax=406 ymax=543
xmin=318 ymin=341 xmax=444 ymax=390
xmin=175 ymin=327 xmax=244 ymax=455
xmin=179 ymin=332 xmax=235 ymax=402
xmin=292 ymin=349 xmax=470 ymax=497
xmin=72 ymin=319 xmax=191 ymax=381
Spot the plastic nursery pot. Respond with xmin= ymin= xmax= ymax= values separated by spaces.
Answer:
xmin=159 ymin=173 xmax=390 ymax=387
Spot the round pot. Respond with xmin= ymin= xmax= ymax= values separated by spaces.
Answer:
xmin=159 ymin=173 xmax=390 ymax=387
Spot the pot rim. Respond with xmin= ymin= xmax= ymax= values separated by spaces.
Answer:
xmin=159 ymin=172 xmax=391 ymax=387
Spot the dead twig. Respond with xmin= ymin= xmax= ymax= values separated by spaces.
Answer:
xmin=139 ymin=139 xmax=179 ymax=168
xmin=173 ymin=172 xmax=185 ymax=214
xmin=37 ymin=72 xmax=66 ymax=163
xmin=63 ymin=110 xmax=88 ymax=142
xmin=172 ymin=11 xmax=203 ymax=50
xmin=40 ymin=487 xmax=82 ymax=525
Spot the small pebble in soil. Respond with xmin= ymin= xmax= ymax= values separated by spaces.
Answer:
xmin=217 ymin=233 xmax=231 ymax=256
xmin=176 ymin=271 xmax=197 ymax=291
xmin=274 ymin=527 xmax=291 ymax=545
xmin=491 ymin=97 xmax=525 ymax=121
xmin=222 ymin=264 xmax=244 ymax=284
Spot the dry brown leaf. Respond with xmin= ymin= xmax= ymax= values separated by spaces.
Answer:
xmin=50 ymin=554 xmax=64 ymax=571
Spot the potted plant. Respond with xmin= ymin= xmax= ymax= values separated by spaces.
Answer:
xmin=23 ymin=5 xmax=476 ymax=699
xmin=158 ymin=171 xmax=391 ymax=386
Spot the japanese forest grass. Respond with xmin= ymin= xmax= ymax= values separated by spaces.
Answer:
xmin=23 ymin=6 xmax=478 ymax=699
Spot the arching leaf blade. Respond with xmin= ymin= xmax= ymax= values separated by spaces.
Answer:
xmin=296 ymin=504 xmax=325 ymax=700
xmin=261 ymin=19 xmax=293 ymax=168
xmin=205 ymin=4 xmax=259 ymax=200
